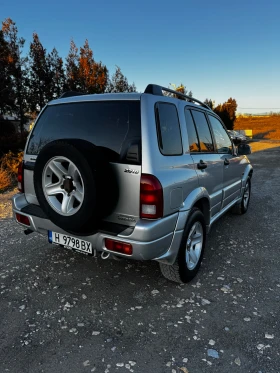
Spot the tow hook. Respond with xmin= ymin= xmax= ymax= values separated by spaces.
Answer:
xmin=101 ymin=251 xmax=111 ymax=260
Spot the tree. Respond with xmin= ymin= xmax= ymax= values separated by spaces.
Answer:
xmin=47 ymin=48 xmax=65 ymax=99
xmin=204 ymin=98 xmax=215 ymax=110
xmin=106 ymin=66 xmax=136 ymax=93
xmin=165 ymin=83 xmax=192 ymax=100
xmin=28 ymin=32 xmax=53 ymax=113
xmin=0 ymin=30 xmax=14 ymax=115
xmin=2 ymin=18 xmax=28 ymax=132
xmin=78 ymin=39 xmax=108 ymax=94
xmin=65 ymin=39 xmax=109 ymax=94
xmin=65 ymin=39 xmax=79 ymax=91
xmin=214 ymin=98 xmax=237 ymax=130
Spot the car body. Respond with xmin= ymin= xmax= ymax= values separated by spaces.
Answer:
xmin=12 ymin=84 xmax=253 ymax=283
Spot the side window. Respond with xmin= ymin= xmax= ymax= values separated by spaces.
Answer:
xmin=184 ymin=108 xmax=199 ymax=152
xmin=155 ymin=103 xmax=183 ymax=155
xmin=191 ymin=110 xmax=214 ymax=152
xmin=208 ymin=115 xmax=232 ymax=154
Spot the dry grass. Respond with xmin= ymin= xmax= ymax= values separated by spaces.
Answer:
xmin=0 ymin=168 xmax=12 ymax=193
xmin=235 ymin=115 xmax=280 ymax=139
xmin=250 ymin=141 xmax=280 ymax=153
xmin=0 ymin=151 xmax=23 ymax=193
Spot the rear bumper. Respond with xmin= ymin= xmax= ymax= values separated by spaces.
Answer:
xmin=12 ymin=193 xmax=181 ymax=261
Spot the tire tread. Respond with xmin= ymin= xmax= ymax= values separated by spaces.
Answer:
xmin=159 ymin=261 xmax=183 ymax=284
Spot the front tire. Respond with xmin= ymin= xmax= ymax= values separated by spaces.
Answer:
xmin=159 ymin=208 xmax=206 ymax=283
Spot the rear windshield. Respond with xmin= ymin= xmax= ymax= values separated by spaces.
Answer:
xmin=27 ymin=101 xmax=141 ymax=163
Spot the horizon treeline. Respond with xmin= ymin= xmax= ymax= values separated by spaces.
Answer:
xmin=0 ymin=18 xmax=136 ymax=132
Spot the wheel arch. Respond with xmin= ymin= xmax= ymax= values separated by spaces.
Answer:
xmin=242 ymin=164 xmax=253 ymax=185
xmin=156 ymin=189 xmax=210 ymax=265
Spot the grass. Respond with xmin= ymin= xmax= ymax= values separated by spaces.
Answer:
xmin=235 ymin=115 xmax=280 ymax=139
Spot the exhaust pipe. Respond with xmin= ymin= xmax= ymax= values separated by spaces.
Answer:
xmin=101 ymin=251 xmax=111 ymax=260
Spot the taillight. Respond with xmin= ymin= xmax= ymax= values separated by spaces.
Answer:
xmin=105 ymin=238 xmax=133 ymax=255
xmin=16 ymin=213 xmax=30 ymax=226
xmin=140 ymin=174 xmax=163 ymax=219
xmin=18 ymin=162 xmax=24 ymax=193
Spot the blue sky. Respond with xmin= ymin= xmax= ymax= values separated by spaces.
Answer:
xmin=2 ymin=0 xmax=280 ymax=113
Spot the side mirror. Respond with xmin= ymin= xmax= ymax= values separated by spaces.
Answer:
xmin=232 ymin=137 xmax=242 ymax=146
xmin=238 ymin=143 xmax=251 ymax=155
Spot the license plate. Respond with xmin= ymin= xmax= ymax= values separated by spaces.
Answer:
xmin=48 ymin=231 xmax=93 ymax=255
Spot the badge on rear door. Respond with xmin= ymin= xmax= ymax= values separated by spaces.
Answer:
xmin=124 ymin=168 xmax=139 ymax=174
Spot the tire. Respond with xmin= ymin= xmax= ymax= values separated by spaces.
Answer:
xmin=34 ymin=140 xmax=116 ymax=233
xmin=159 ymin=207 xmax=206 ymax=283
xmin=231 ymin=178 xmax=251 ymax=215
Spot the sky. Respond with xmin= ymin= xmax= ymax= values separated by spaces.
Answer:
xmin=2 ymin=0 xmax=280 ymax=114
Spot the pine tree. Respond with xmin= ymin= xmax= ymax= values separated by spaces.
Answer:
xmin=214 ymin=98 xmax=237 ymax=130
xmin=65 ymin=39 xmax=79 ymax=91
xmin=2 ymin=18 xmax=28 ymax=132
xmin=78 ymin=39 xmax=108 ymax=94
xmin=204 ymin=98 xmax=215 ymax=110
xmin=28 ymin=32 xmax=53 ymax=113
xmin=47 ymin=48 xmax=65 ymax=99
xmin=107 ymin=66 xmax=136 ymax=93
xmin=165 ymin=83 xmax=192 ymax=100
xmin=0 ymin=30 xmax=14 ymax=115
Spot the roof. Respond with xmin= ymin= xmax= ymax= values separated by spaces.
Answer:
xmin=49 ymin=92 xmax=142 ymax=106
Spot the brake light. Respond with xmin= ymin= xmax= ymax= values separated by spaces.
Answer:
xmin=140 ymin=174 xmax=163 ymax=219
xmin=16 ymin=213 xmax=30 ymax=226
xmin=105 ymin=239 xmax=133 ymax=255
xmin=18 ymin=162 xmax=24 ymax=193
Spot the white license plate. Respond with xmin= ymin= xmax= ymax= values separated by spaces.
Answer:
xmin=48 ymin=231 xmax=93 ymax=255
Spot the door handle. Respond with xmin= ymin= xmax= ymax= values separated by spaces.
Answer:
xmin=224 ymin=158 xmax=230 ymax=166
xmin=197 ymin=160 xmax=207 ymax=170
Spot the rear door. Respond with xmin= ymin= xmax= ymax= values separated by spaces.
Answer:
xmin=24 ymin=99 xmax=142 ymax=227
xmin=185 ymin=108 xmax=224 ymax=217
xmin=207 ymin=114 xmax=243 ymax=208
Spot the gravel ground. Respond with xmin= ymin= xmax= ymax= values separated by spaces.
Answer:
xmin=0 ymin=143 xmax=279 ymax=373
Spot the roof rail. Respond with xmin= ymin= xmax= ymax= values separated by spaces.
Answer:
xmin=144 ymin=84 xmax=211 ymax=110
xmin=59 ymin=91 xmax=85 ymax=99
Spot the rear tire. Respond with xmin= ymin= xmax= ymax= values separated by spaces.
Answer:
xmin=232 ymin=178 xmax=251 ymax=215
xmin=159 ymin=207 xmax=206 ymax=283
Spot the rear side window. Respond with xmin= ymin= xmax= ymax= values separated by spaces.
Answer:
xmin=184 ymin=108 xmax=199 ymax=152
xmin=27 ymin=101 xmax=141 ymax=163
xmin=191 ymin=110 xmax=214 ymax=152
xmin=155 ymin=103 xmax=183 ymax=155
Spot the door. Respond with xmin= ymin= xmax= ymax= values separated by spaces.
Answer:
xmin=184 ymin=108 xmax=224 ymax=217
xmin=24 ymin=100 xmax=142 ymax=227
xmin=207 ymin=114 xmax=244 ymax=208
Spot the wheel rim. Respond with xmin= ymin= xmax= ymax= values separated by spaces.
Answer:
xmin=185 ymin=221 xmax=203 ymax=270
xmin=42 ymin=156 xmax=84 ymax=216
xmin=243 ymin=181 xmax=250 ymax=209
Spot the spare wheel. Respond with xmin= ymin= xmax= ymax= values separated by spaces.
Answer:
xmin=34 ymin=141 xmax=98 ymax=233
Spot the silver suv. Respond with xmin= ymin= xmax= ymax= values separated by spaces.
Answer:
xmin=12 ymin=84 xmax=253 ymax=283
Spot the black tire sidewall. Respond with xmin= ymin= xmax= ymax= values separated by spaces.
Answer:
xmin=34 ymin=141 xmax=97 ymax=232
xmin=241 ymin=178 xmax=251 ymax=213
xmin=177 ymin=208 xmax=206 ymax=283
